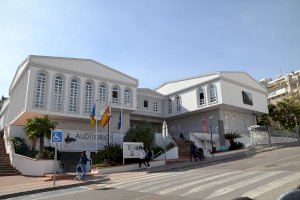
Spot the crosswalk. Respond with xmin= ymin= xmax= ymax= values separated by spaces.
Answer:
xmin=100 ymin=169 xmax=300 ymax=199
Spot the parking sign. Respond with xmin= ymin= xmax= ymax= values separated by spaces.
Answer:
xmin=51 ymin=130 xmax=63 ymax=143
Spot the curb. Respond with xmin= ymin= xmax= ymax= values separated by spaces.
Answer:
xmin=0 ymin=177 xmax=110 ymax=199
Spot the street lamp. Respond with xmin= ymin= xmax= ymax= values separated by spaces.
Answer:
xmin=209 ymin=115 xmax=214 ymax=157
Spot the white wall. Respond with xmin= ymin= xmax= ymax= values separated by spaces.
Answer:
xmin=221 ymin=80 xmax=268 ymax=114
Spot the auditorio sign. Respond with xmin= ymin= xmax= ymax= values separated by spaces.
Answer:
xmin=50 ymin=129 xmax=115 ymax=152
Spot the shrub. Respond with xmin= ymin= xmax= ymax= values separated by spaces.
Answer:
xmin=35 ymin=146 xmax=57 ymax=160
xmin=10 ymin=137 xmax=28 ymax=154
xmin=123 ymin=121 xmax=154 ymax=149
xmin=151 ymin=146 xmax=164 ymax=156
xmin=229 ymin=141 xmax=244 ymax=150
xmin=92 ymin=145 xmax=123 ymax=166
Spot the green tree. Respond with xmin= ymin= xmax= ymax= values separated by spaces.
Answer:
xmin=24 ymin=115 xmax=57 ymax=158
xmin=225 ymin=132 xmax=241 ymax=147
xmin=123 ymin=121 xmax=153 ymax=149
xmin=273 ymin=98 xmax=300 ymax=131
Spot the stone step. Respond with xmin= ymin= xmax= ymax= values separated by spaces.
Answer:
xmin=0 ymin=172 xmax=21 ymax=176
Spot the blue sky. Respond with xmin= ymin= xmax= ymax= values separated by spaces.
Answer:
xmin=0 ymin=0 xmax=299 ymax=96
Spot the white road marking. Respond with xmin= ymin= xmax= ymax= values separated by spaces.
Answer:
xmin=180 ymin=171 xmax=258 ymax=196
xmin=135 ymin=172 xmax=216 ymax=192
xmin=157 ymin=171 xmax=238 ymax=195
xmin=113 ymin=172 xmax=186 ymax=189
xmin=242 ymin=172 xmax=300 ymax=199
xmin=102 ymin=172 xmax=175 ymax=187
xmin=205 ymin=171 xmax=283 ymax=199
xmin=7 ymin=186 xmax=91 ymax=200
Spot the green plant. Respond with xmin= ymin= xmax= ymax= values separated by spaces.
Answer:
xmin=92 ymin=145 xmax=123 ymax=166
xmin=151 ymin=146 xmax=164 ymax=156
xmin=229 ymin=141 xmax=244 ymax=150
xmin=225 ymin=132 xmax=241 ymax=147
xmin=123 ymin=121 xmax=154 ymax=149
xmin=35 ymin=146 xmax=56 ymax=159
xmin=10 ymin=137 xmax=28 ymax=154
xmin=24 ymin=115 xmax=57 ymax=159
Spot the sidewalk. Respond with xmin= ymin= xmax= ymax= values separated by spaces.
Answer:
xmin=0 ymin=174 xmax=109 ymax=199
xmin=0 ymin=143 xmax=296 ymax=199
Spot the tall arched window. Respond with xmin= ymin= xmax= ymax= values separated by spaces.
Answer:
xmin=208 ymin=83 xmax=217 ymax=103
xmin=112 ymin=86 xmax=120 ymax=104
xmin=84 ymin=81 xmax=93 ymax=114
xmin=69 ymin=79 xmax=79 ymax=112
xmin=167 ymin=97 xmax=172 ymax=114
xmin=176 ymin=96 xmax=181 ymax=112
xmin=35 ymin=72 xmax=47 ymax=108
xmin=99 ymin=84 xmax=107 ymax=103
xmin=53 ymin=75 xmax=63 ymax=111
xmin=198 ymin=87 xmax=206 ymax=106
xmin=124 ymin=88 xmax=131 ymax=105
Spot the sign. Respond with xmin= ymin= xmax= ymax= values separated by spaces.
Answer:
xmin=123 ymin=142 xmax=143 ymax=159
xmin=51 ymin=131 xmax=63 ymax=143
xmin=50 ymin=129 xmax=112 ymax=152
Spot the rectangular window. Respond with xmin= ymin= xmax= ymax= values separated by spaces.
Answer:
xmin=143 ymin=100 xmax=149 ymax=109
xmin=199 ymin=92 xmax=205 ymax=105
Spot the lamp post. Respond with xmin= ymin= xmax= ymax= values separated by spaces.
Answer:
xmin=209 ymin=115 xmax=214 ymax=157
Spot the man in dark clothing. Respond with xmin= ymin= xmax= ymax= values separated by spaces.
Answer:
xmin=79 ymin=151 xmax=91 ymax=180
xmin=190 ymin=142 xmax=196 ymax=162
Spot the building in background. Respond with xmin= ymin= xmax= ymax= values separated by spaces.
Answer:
xmin=259 ymin=70 xmax=300 ymax=104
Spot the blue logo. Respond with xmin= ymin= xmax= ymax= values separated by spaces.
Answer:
xmin=51 ymin=131 xmax=63 ymax=143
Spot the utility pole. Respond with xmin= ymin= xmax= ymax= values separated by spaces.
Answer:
xmin=210 ymin=115 xmax=214 ymax=157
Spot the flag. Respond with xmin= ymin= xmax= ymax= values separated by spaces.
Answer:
xmin=89 ymin=104 xmax=96 ymax=127
xmin=100 ymin=106 xmax=110 ymax=127
xmin=118 ymin=110 xmax=121 ymax=130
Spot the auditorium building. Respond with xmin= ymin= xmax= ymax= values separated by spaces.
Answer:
xmin=0 ymin=55 xmax=268 ymax=167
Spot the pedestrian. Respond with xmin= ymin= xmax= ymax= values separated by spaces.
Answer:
xmin=145 ymin=149 xmax=152 ymax=169
xmin=190 ymin=141 xmax=196 ymax=162
xmin=74 ymin=164 xmax=82 ymax=181
xmin=78 ymin=151 xmax=91 ymax=180
xmin=138 ymin=146 xmax=148 ymax=168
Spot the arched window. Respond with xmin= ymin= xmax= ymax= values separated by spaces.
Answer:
xmin=69 ymin=79 xmax=79 ymax=112
xmin=99 ymin=84 xmax=107 ymax=103
xmin=84 ymin=81 xmax=93 ymax=114
xmin=208 ymin=83 xmax=217 ymax=103
xmin=176 ymin=96 xmax=181 ymax=112
xmin=112 ymin=86 xmax=120 ymax=104
xmin=53 ymin=75 xmax=63 ymax=111
xmin=124 ymin=88 xmax=131 ymax=105
xmin=167 ymin=97 xmax=172 ymax=114
xmin=198 ymin=87 xmax=206 ymax=106
xmin=35 ymin=72 xmax=47 ymax=108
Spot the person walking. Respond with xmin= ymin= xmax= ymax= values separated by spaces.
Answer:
xmin=190 ymin=141 xmax=196 ymax=162
xmin=138 ymin=146 xmax=148 ymax=168
xmin=145 ymin=149 xmax=152 ymax=169
xmin=78 ymin=151 xmax=91 ymax=180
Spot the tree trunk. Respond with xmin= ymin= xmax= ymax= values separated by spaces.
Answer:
xmin=31 ymin=137 xmax=37 ymax=151
xmin=40 ymin=134 xmax=45 ymax=159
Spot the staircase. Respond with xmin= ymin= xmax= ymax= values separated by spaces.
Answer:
xmin=173 ymin=138 xmax=191 ymax=160
xmin=0 ymin=138 xmax=20 ymax=176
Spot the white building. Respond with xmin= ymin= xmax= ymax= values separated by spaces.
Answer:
xmin=0 ymin=55 xmax=268 ymax=172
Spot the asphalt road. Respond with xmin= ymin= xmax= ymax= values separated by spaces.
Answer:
xmin=9 ymin=145 xmax=300 ymax=200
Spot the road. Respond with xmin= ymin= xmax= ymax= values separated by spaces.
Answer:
xmin=9 ymin=145 xmax=300 ymax=200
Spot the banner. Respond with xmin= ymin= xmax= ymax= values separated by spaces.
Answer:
xmin=123 ymin=142 xmax=143 ymax=159
xmin=50 ymin=129 xmax=110 ymax=152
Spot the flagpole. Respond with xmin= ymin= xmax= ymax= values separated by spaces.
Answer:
xmin=107 ymin=102 xmax=111 ymax=148
xmin=121 ymin=108 xmax=123 ymax=148
xmin=95 ymin=100 xmax=98 ymax=153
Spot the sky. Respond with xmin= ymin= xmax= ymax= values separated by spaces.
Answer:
xmin=0 ymin=0 xmax=300 ymax=96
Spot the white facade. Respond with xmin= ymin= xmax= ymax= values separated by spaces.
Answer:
xmin=1 ymin=56 xmax=268 ymax=151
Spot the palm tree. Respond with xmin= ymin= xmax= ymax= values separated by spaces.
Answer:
xmin=24 ymin=115 xmax=57 ymax=158
xmin=225 ymin=132 xmax=241 ymax=147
